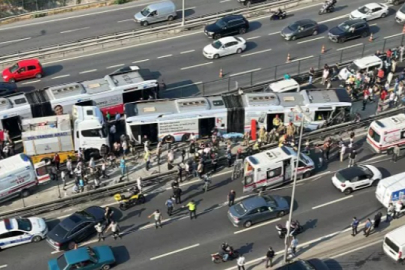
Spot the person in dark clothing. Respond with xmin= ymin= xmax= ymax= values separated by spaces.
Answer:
xmin=265 ymin=247 xmax=275 ymax=268
xmin=104 ymin=206 xmax=114 ymax=226
xmin=351 ymin=217 xmax=359 ymax=236
xmin=227 ymin=150 xmax=232 ymax=167
xmin=171 ymin=180 xmax=179 ymax=191
xmin=211 ymin=153 xmax=218 ymax=172
xmin=181 ymin=149 xmax=186 ymax=163
xmin=228 ymin=190 xmax=236 ymax=206
xmin=173 ymin=188 xmax=182 ymax=204
xmin=177 ymin=165 xmax=183 ymax=182
xmin=374 ymin=212 xmax=382 ymax=229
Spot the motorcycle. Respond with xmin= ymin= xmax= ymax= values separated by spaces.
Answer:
xmin=270 ymin=10 xmax=287 ymax=20
xmin=114 ymin=187 xmax=146 ymax=210
xmin=275 ymin=220 xmax=303 ymax=239
xmin=318 ymin=3 xmax=335 ymax=15
xmin=211 ymin=248 xmax=239 ymax=263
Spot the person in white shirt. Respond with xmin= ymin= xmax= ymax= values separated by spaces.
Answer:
xmin=122 ymin=140 xmax=128 ymax=156
xmin=148 ymin=209 xmax=163 ymax=229
xmin=291 ymin=236 xmax=298 ymax=254
xmin=394 ymin=201 xmax=404 ymax=219
xmin=137 ymin=177 xmax=142 ymax=192
xmin=236 ymin=255 xmax=245 ymax=270
xmin=340 ymin=144 xmax=347 ymax=162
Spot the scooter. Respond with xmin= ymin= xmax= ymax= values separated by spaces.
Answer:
xmin=275 ymin=220 xmax=303 ymax=238
xmin=318 ymin=3 xmax=335 ymax=15
xmin=114 ymin=187 xmax=146 ymax=210
xmin=270 ymin=10 xmax=287 ymax=20
xmin=211 ymin=248 xmax=239 ymax=264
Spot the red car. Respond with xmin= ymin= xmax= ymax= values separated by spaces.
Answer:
xmin=2 ymin=59 xmax=43 ymax=83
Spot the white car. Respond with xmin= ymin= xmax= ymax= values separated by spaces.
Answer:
xmin=350 ymin=3 xmax=389 ymax=21
xmin=203 ymin=36 xmax=247 ymax=59
xmin=0 ymin=217 xmax=48 ymax=249
xmin=332 ymin=165 xmax=382 ymax=195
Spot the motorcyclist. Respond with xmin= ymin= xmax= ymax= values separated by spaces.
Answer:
xmin=289 ymin=220 xmax=300 ymax=236
xmin=325 ymin=0 xmax=336 ymax=11
xmin=130 ymin=186 xmax=140 ymax=196
xmin=275 ymin=8 xmax=283 ymax=17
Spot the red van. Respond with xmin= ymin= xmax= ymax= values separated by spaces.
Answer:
xmin=2 ymin=59 xmax=43 ymax=83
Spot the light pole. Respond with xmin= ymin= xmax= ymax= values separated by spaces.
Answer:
xmin=283 ymin=106 xmax=311 ymax=263
xmin=181 ymin=0 xmax=185 ymax=26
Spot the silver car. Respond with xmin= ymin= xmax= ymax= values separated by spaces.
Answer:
xmin=228 ymin=195 xmax=289 ymax=228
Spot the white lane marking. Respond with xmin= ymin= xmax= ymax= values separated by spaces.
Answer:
xmin=337 ymin=43 xmax=363 ymax=51
xmin=117 ymin=19 xmax=134 ymax=23
xmin=330 ymin=240 xmax=382 ymax=259
xmin=384 ymin=33 xmax=403 ymax=39
xmin=51 ymin=74 xmax=70 ymax=79
xmin=80 ymin=239 xmax=98 ymax=246
xmin=241 ymin=48 xmax=272 ymax=57
xmin=268 ymin=31 xmax=280 ymax=36
xmin=79 ymin=69 xmax=97 ymax=74
xmin=20 ymin=80 xmax=40 ymax=85
xmin=157 ymin=54 xmax=173 ymax=59
xmin=220 ymin=0 xmax=232 ymax=2
xmin=0 ymin=37 xmax=31 ymax=45
xmin=180 ymin=50 xmax=195 ymax=54
xmin=297 ymin=36 xmax=325 ymax=44
xmin=106 ymin=64 xmax=124 ymax=69
xmin=56 ymin=214 xmax=71 ymax=219
xmin=51 ymin=250 xmax=61 ymax=254
xmin=180 ymin=62 xmax=212 ymax=70
xmin=290 ymin=55 xmax=314 ymax=63
xmin=101 ymin=201 xmax=118 ymax=207
xmin=369 ymin=23 xmax=377 ymax=26
xmin=230 ymin=68 xmax=261 ymax=77
xmin=234 ymin=218 xmax=281 ymax=234
xmin=0 ymin=265 xmax=7 ymax=269
xmin=176 ymin=7 xmax=196 ymax=12
xmin=312 ymin=195 xmax=353 ymax=210
xmin=318 ymin=14 xmax=349 ymax=24
xmin=60 ymin=27 xmax=90 ymax=34
xmin=165 ymin=81 xmax=202 ymax=91
xmin=362 ymin=155 xmax=386 ymax=162
xmin=150 ymin=243 xmax=200 ymax=260
xmin=246 ymin=36 xmax=261 ymax=40
xmin=132 ymin=59 xmax=149 ymax=63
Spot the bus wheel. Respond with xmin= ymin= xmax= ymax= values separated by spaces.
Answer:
xmin=181 ymin=134 xmax=190 ymax=142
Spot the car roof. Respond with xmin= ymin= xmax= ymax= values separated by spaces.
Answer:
xmin=242 ymin=196 xmax=267 ymax=210
xmin=60 ymin=213 xmax=87 ymax=230
xmin=0 ymin=218 xmax=18 ymax=233
xmin=64 ymin=247 xmax=91 ymax=264
xmin=344 ymin=19 xmax=367 ymax=26
xmin=17 ymin=59 xmax=39 ymax=65
xmin=364 ymin=3 xmax=382 ymax=9
xmin=295 ymin=19 xmax=317 ymax=25
xmin=338 ymin=166 xmax=367 ymax=180
xmin=218 ymin=36 xmax=238 ymax=43
xmin=221 ymin=14 xmax=245 ymax=22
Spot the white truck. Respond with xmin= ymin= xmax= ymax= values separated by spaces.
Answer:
xmin=21 ymin=105 xmax=109 ymax=165
xmin=376 ymin=172 xmax=405 ymax=208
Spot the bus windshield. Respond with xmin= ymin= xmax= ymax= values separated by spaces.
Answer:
xmin=368 ymin=127 xmax=381 ymax=143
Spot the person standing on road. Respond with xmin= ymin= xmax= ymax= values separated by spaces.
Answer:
xmin=351 ymin=217 xmax=359 ymax=236
xmin=211 ymin=152 xmax=218 ymax=173
xmin=308 ymin=67 xmax=315 ymax=85
xmin=177 ymin=164 xmax=183 ymax=182
xmin=197 ymin=161 xmax=204 ymax=179
xmin=165 ymin=197 xmax=174 ymax=216
xmin=340 ymin=143 xmax=347 ymax=162
xmin=363 ymin=218 xmax=372 ymax=237
xmin=394 ymin=201 xmax=403 ymax=219
xmin=148 ymin=209 xmax=163 ymax=229
xmin=227 ymin=150 xmax=233 ymax=168
xmin=107 ymin=220 xmax=122 ymax=240
xmin=392 ymin=145 xmax=400 ymax=163
xmin=101 ymin=160 xmax=108 ymax=179
xmin=236 ymin=254 xmax=246 ymax=270
xmin=104 ymin=206 xmax=114 ymax=226
xmin=171 ymin=179 xmax=179 ymax=191
xmin=374 ymin=212 xmax=382 ymax=229
xmin=348 ymin=149 xmax=357 ymax=168
xmin=120 ymin=156 xmax=126 ymax=178
xmin=265 ymin=247 xmax=275 ymax=268
xmin=95 ymin=223 xmax=105 ymax=242
xmin=228 ymin=190 xmax=236 ymax=206
xmin=387 ymin=203 xmax=395 ymax=222
xmin=173 ymin=187 xmax=182 ymax=204
xmin=290 ymin=236 xmax=298 ymax=254
xmin=53 ymin=153 xmax=60 ymax=170
xmin=184 ymin=200 xmax=197 ymax=220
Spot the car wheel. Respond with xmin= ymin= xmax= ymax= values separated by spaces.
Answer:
xmin=344 ymin=188 xmax=353 ymax=195
xmin=338 ymin=37 xmax=345 ymax=43
xmin=168 ymin=15 xmax=174 ymax=21
xmin=32 ymin=235 xmax=42 ymax=242
xmin=243 ymin=220 xmax=252 ymax=228
xmin=141 ymin=21 xmax=149 ymax=26
xmin=361 ymin=31 xmax=369 ymax=38
xmin=213 ymin=34 xmax=221 ymax=40
xmin=21 ymin=189 xmax=30 ymax=198
xmin=381 ymin=13 xmax=387 ymax=18
xmin=394 ymin=0 xmax=400 ymax=5
xmin=9 ymin=78 xmax=15 ymax=83
xmin=303 ymin=171 xmax=311 ymax=179
xmin=373 ymin=179 xmax=380 ymax=186
xmin=68 ymin=242 xmax=76 ymax=250
xmin=291 ymin=35 xmax=296 ymax=41
xmin=35 ymin=73 xmax=42 ymax=79
xmin=101 ymin=265 xmax=111 ymax=270
xmin=239 ymin=28 xmax=247 ymax=34
xmin=277 ymin=211 xmax=286 ymax=217
xmin=139 ymin=195 xmax=146 ymax=204
xmin=236 ymin=48 xmax=242 ymax=54
xmin=213 ymin=54 xmax=220 ymax=59
xmin=312 ymin=30 xmax=318 ymax=36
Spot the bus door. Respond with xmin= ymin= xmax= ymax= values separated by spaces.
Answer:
xmin=198 ymin=117 xmax=215 ymax=139
xmin=130 ymin=123 xmax=158 ymax=144
xmin=283 ymin=158 xmax=292 ymax=183
xmin=2 ymin=116 xmax=21 ymax=139
xmin=266 ymin=113 xmax=285 ymax=131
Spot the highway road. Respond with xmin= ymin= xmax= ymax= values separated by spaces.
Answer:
xmin=11 ymin=0 xmax=405 ymax=97
xmin=1 ymin=136 xmax=404 ymax=270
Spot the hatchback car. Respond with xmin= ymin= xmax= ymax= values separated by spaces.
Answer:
xmin=0 ymin=82 xmax=17 ymax=97
xmin=203 ymin=36 xmax=247 ymax=59
xmin=204 ymin=15 xmax=249 ymax=40
xmin=46 ymin=206 xmax=105 ymax=250
xmin=328 ymin=19 xmax=370 ymax=43
xmin=2 ymin=59 xmax=43 ymax=83
xmin=275 ymin=259 xmax=330 ymax=270
xmin=228 ymin=195 xmax=289 ymax=228
xmin=0 ymin=217 xmax=48 ymax=250
xmin=332 ymin=165 xmax=382 ymax=195
xmin=48 ymin=246 xmax=116 ymax=270
xmin=350 ymin=3 xmax=389 ymax=21
xmin=280 ymin=19 xmax=318 ymax=41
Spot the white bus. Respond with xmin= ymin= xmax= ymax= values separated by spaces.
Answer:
xmin=125 ymin=89 xmax=352 ymax=144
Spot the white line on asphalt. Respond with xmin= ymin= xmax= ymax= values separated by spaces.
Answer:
xmin=60 ymin=27 xmax=90 ymax=34
xmin=0 ymin=37 xmax=31 ymax=45
xmin=51 ymin=74 xmax=70 ymax=79
xmin=55 ymin=214 xmax=71 ymax=219
xmin=106 ymin=64 xmax=124 ymax=69
xmin=20 ymin=80 xmax=40 ymax=85
xmin=366 ymin=158 xmax=391 ymax=165
xmin=51 ymin=250 xmax=61 ymax=254
xmin=297 ymin=37 xmax=324 ymax=44
xmin=176 ymin=7 xmax=196 ymax=12
xmin=230 ymin=68 xmax=261 ymax=77
xmin=165 ymin=81 xmax=202 ymax=91
xmin=157 ymin=54 xmax=173 ymax=59
xmin=362 ymin=155 xmax=386 ymax=162
xmin=117 ymin=19 xmax=134 ymax=23
xmin=384 ymin=33 xmax=402 ymax=39
xmin=268 ymin=32 xmax=280 ymax=36
xmin=234 ymin=218 xmax=281 ymax=234
xmin=246 ymin=36 xmax=261 ymax=40
xmin=330 ymin=240 xmax=382 ymax=259
xmin=79 ymin=69 xmax=97 ymax=74
xmin=132 ymin=59 xmax=149 ymax=63
xmin=318 ymin=14 xmax=349 ymax=24
xmin=180 ymin=62 xmax=212 ymax=70
xmin=220 ymin=0 xmax=232 ymax=2
xmin=180 ymin=49 xmax=195 ymax=54
xmin=290 ymin=55 xmax=314 ymax=63
xmin=241 ymin=48 xmax=272 ymax=57
xmin=0 ymin=265 xmax=7 ymax=269
xmin=150 ymin=243 xmax=200 ymax=260
xmin=336 ymin=43 xmax=363 ymax=51
xmin=101 ymin=201 xmax=118 ymax=208
xmin=312 ymin=195 xmax=353 ymax=210
xmin=80 ymin=239 xmax=98 ymax=246
xmin=369 ymin=23 xmax=377 ymax=26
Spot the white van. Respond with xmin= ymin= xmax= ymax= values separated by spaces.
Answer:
xmin=134 ymin=1 xmax=177 ymax=26
xmin=338 ymin=55 xmax=383 ymax=80
xmin=367 ymin=113 xmax=405 ymax=153
xmin=376 ymin=172 xmax=405 ymax=208
xmin=266 ymin=79 xmax=300 ymax=93
xmin=396 ymin=4 xmax=405 ymax=23
xmin=383 ymin=225 xmax=405 ymax=261
xmin=0 ymin=154 xmax=39 ymax=202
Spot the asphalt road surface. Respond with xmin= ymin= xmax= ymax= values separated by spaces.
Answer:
xmin=1 ymin=136 xmax=404 ymax=270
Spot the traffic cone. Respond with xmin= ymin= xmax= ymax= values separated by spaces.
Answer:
xmin=219 ymin=68 xmax=223 ymax=78
xmin=286 ymin=53 xmax=291 ymax=63
xmin=369 ymin=33 xmax=373 ymax=42
xmin=403 ymin=25 xmax=405 ymax=34
xmin=321 ymin=45 xmax=325 ymax=54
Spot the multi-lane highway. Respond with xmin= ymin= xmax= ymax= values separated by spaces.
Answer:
xmin=1 ymin=136 xmax=402 ymax=270
xmin=10 ymin=0 xmax=405 ymax=98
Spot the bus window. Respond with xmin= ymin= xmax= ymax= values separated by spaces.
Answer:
xmin=368 ymin=128 xmax=381 ymax=143
xmin=267 ymin=167 xmax=282 ymax=179
xmin=314 ymin=110 xmax=332 ymax=121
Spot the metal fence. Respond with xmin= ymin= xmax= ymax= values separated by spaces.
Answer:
xmin=161 ymin=34 xmax=405 ymax=99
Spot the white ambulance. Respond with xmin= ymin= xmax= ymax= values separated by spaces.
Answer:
xmin=367 ymin=113 xmax=405 ymax=153
xmin=242 ymin=146 xmax=315 ymax=192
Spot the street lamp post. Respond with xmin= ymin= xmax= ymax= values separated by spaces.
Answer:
xmin=181 ymin=0 xmax=185 ymax=26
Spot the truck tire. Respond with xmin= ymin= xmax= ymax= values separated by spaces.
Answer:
xmin=21 ymin=189 xmax=30 ymax=198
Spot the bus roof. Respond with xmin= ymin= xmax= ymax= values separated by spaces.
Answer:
xmin=372 ymin=114 xmax=405 ymax=131
xmin=247 ymin=146 xmax=296 ymax=167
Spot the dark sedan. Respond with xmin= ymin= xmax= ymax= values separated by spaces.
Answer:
xmin=0 ymin=82 xmax=17 ymax=97
xmin=328 ymin=19 xmax=370 ymax=43
xmin=46 ymin=206 xmax=105 ymax=251
xmin=275 ymin=259 xmax=330 ymax=270
xmin=280 ymin=19 xmax=318 ymax=41
xmin=204 ymin=15 xmax=249 ymax=39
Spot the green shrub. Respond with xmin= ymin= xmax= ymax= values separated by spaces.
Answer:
xmin=114 ymin=0 xmax=128 ymax=4
xmin=32 ymin=13 xmax=47 ymax=18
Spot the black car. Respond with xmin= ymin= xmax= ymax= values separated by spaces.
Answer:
xmin=280 ymin=19 xmax=318 ymax=41
xmin=46 ymin=206 xmax=105 ymax=250
xmin=275 ymin=259 xmax=330 ymax=270
xmin=328 ymin=19 xmax=370 ymax=43
xmin=204 ymin=15 xmax=249 ymax=39
xmin=237 ymin=0 xmax=266 ymax=6
xmin=0 ymin=82 xmax=17 ymax=97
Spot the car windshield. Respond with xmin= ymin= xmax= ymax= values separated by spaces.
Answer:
xmin=335 ymin=171 xmax=347 ymax=182
xmin=347 ymin=63 xmax=360 ymax=73
xmin=9 ymin=63 xmax=19 ymax=73
xmin=16 ymin=218 xmax=32 ymax=231
xmin=359 ymin=166 xmax=373 ymax=177
xmin=140 ymin=7 xmax=150 ymax=16
xmin=357 ymin=6 xmax=370 ymax=14
xmin=215 ymin=19 xmax=227 ymax=28
xmin=299 ymin=153 xmax=310 ymax=164
xmin=338 ymin=22 xmax=350 ymax=32
xmin=212 ymin=40 xmax=223 ymax=49
xmin=401 ymin=5 xmax=405 ymax=13
xmin=288 ymin=23 xmax=299 ymax=31
xmin=234 ymin=203 xmax=248 ymax=215
xmin=76 ymin=210 xmax=95 ymax=220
